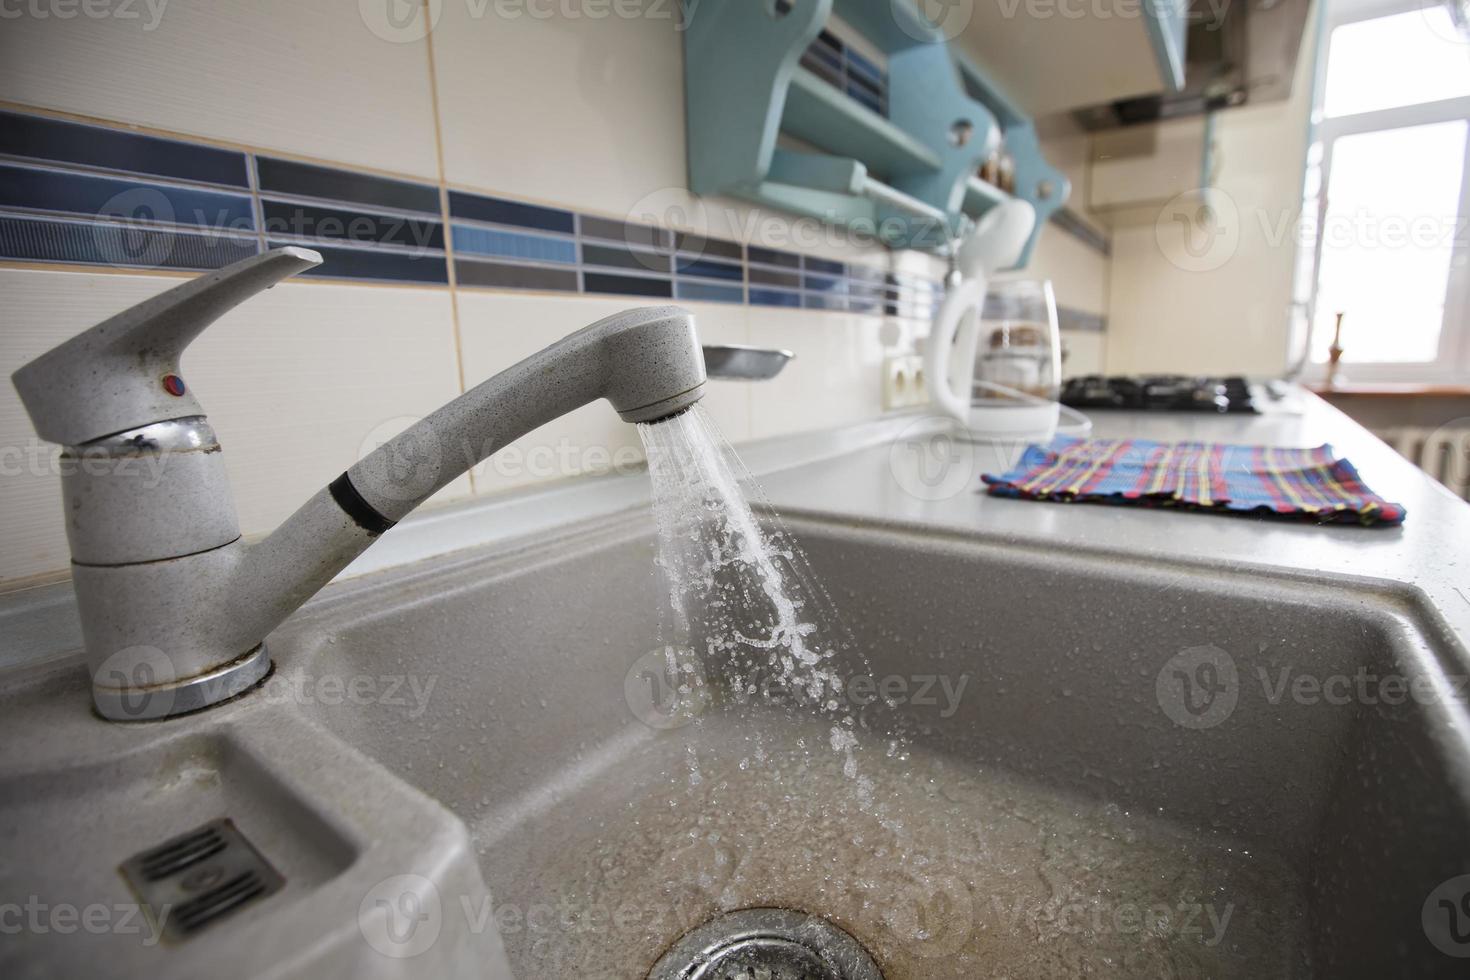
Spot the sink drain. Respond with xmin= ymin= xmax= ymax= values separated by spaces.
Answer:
xmin=649 ymin=908 xmax=883 ymax=980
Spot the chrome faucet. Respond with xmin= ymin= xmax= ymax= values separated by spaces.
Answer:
xmin=13 ymin=247 xmax=707 ymax=721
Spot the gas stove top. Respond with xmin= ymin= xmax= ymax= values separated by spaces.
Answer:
xmin=1060 ymin=375 xmax=1259 ymax=414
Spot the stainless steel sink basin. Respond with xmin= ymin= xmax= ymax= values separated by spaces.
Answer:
xmin=285 ymin=511 xmax=1470 ymax=979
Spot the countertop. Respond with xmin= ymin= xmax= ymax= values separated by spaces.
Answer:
xmin=2 ymin=386 xmax=1467 ymax=672
xmin=760 ymin=391 xmax=1469 ymax=648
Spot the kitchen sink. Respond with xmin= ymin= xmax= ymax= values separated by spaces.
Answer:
xmin=281 ymin=510 xmax=1470 ymax=979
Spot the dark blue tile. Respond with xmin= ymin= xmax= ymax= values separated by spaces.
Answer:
xmin=804 ymin=256 xmax=845 ymax=276
xmin=748 ymin=245 xmax=801 ymax=269
xmin=274 ymin=240 xmax=447 ymax=284
xmin=675 ymin=281 xmax=743 ymax=304
xmin=582 ymin=241 xmax=671 ymax=274
xmin=583 ymin=271 xmax=672 ymax=298
xmin=455 ymin=258 xmax=578 ymax=292
xmin=847 ymin=70 xmax=883 ymax=99
xmin=0 ymin=165 xmax=254 ymax=230
xmin=452 ymin=225 xmax=576 ymax=264
xmin=580 ymin=214 xmax=669 ymax=250
xmin=261 ymin=199 xmax=443 ymax=250
xmin=846 ymin=50 xmax=884 ymax=86
xmin=0 ymin=111 xmax=250 ymax=187
xmin=799 ymin=52 xmax=844 ymax=88
xmin=449 ymin=190 xmax=573 ymax=234
xmin=258 ymin=157 xmax=440 ymax=215
xmin=750 ymin=287 xmax=801 ymax=308
xmin=675 ymin=256 xmax=742 ymax=282
xmin=674 ymin=233 xmax=742 ymax=262
xmin=749 ymin=265 xmax=801 ymax=289
xmin=813 ymin=30 xmax=844 ymax=61
xmin=0 ymin=214 xmax=257 ymax=270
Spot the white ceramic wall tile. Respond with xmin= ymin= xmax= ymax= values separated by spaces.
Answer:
xmin=1061 ymin=330 xmax=1107 ymax=377
xmin=432 ymin=8 xmax=686 ymax=219
xmin=0 ymin=269 xmax=464 ymax=584
xmin=455 ymin=292 xmax=752 ymax=496
xmin=747 ymin=309 xmax=890 ymax=440
xmin=0 ymin=0 xmax=440 ymax=178
xmin=1012 ymin=222 xmax=1109 ymax=317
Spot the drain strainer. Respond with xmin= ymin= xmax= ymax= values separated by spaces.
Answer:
xmin=118 ymin=817 xmax=283 ymax=943
xmin=649 ymin=908 xmax=883 ymax=980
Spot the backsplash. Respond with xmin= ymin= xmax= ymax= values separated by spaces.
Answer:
xmin=0 ymin=109 xmax=946 ymax=314
xmin=0 ymin=1 xmax=1108 ymax=586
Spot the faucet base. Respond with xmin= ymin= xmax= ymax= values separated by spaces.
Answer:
xmin=93 ymin=644 xmax=271 ymax=722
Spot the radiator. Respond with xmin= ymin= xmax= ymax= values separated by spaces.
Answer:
xmin=1374 ymin=426 xmax=1470 ymax=501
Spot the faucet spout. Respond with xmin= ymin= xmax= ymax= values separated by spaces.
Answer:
xmin=348 ymin=305 xmax=705 ymax=524
xmin=13 ymin=250 xmax=706 ymax=720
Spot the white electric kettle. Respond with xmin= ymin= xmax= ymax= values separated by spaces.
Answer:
xmin=924 ymin=200 xmax=1084 ymax=443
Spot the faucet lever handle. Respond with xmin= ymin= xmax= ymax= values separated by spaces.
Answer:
xmin=13 ymin=246 xmax=322 ymax=446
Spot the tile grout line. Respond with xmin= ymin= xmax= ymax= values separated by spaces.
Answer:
xmin=421 ymin=20 xmax=475 ymax=498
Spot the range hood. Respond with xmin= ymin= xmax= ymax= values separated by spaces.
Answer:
xmin=1072 ymin=0 xmax=1313 ymax=131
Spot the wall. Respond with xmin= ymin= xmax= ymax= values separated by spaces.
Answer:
xmin=1021 ymin=121 xmax=1112 ymax=377
xmin=1099 ymin=15 xmax=1320 ymax=376
xmin=0 ymin=0 xmax=958 ymax=586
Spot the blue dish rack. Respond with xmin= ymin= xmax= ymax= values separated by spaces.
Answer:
xmin=682 ymin=0 xmax=1071 ymax=265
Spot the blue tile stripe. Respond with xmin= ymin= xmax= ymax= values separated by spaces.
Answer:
xmin=787 ymin=15 xmax=889 ymax=117
xmin=0 ymin=109 xmax=943 ymax=315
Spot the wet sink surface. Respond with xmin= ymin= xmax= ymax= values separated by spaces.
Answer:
xmin=297 ymin=512 xmax=1470 ymax=979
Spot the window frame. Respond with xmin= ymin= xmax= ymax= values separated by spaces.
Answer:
xmin=1297 ymin=0 xmax=1470 ymax=384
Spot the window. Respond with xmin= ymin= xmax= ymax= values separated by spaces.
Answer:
xmin=1299 ymin=0 xmax=1470 ymax=382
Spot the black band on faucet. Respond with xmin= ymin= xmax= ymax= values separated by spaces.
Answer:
xmin=328 ymin=472 xmax=396 ymax=535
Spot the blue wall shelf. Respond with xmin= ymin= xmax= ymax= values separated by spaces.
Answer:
xmin=683 ymin=0 xmax=1069 ymax=265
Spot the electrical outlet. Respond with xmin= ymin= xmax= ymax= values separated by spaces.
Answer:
xmin=882 ymin=354 xmax=927 ymax=410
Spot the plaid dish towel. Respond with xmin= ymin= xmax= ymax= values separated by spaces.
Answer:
xmin=982 ymin=437 xmax=1406 ymax=525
